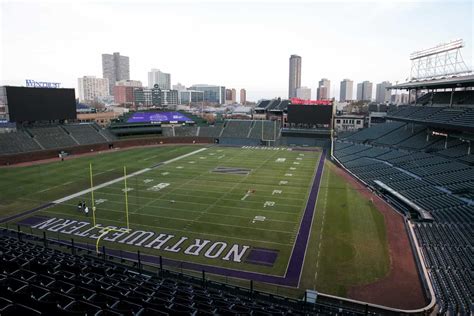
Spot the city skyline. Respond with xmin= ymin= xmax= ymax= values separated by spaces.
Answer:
xmin=1 ymin=1 xmax=472 ymax=101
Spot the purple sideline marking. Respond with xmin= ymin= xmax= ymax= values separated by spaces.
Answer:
xmin=245 ymin=248 xmax=279 ymax=266
xmin=0 ymin=202 xmax=55 ymax=224
xmin=17 ymin=216 xmax=51 ymax=227
xmin=14 ymin=150 xmax=326 ymax=287
xmin=127 ymin=112 xmax=192 ymax=123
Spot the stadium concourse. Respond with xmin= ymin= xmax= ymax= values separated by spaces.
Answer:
xmin=333 ymin=87 xmax=474 ymax=315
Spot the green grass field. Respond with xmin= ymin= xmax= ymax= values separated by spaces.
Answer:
xmin=0 ymin=145 xmax=389 ymax=298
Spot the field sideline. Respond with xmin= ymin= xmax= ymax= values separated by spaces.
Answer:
xmin=0 ymin=145 xmax=391 ymax=299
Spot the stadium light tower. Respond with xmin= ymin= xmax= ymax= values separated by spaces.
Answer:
xmin=409 ymin=39 xmax=472 ymax=81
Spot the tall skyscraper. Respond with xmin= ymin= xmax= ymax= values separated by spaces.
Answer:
xmin=296 ymin=87 xmax=311 ymax=100
xmin=288 ymin=55 xmax=302 ymax=98
xmin=102 ymin=52 xmax=130 ymax=94
xmin=356 ymin=81 xmax=373 ymax=101
xmin=240 ymin=89 xmax=246 ymax=105
xmin=317 ymin=78 xmax=331 ymax=100
xmin=77 ymin=76 xmax=109 ymax=103
xmin=376 ymin=81 xmax=392 ymax=103
xmin=339 ymin=79 xmax=353 ymax=102
xmin=148 ymin=69 xmax=171 ymax=90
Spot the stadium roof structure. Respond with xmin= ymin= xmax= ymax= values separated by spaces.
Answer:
xmin=387 ymin=74 xmax=474 ymax=90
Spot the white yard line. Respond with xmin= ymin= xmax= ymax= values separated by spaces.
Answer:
xmin=37 ymin=180 xmax=74 ymax=193
xmin=52 ymin=147 xmax=207 ymax=204
xmin=142 ymin=155 xmax=158 ymax=161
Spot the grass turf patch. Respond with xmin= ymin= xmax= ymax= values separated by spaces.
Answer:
xmin=299 ymin=160 xmax=389 ymax=297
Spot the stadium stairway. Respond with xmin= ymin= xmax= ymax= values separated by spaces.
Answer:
xmin=59 ymin=125 xmax=81 ymax=145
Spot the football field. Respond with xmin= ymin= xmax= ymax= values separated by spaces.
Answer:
xmin=0 ymin=144 xmax=389 ymax=296
xmin=1 ymin=146 xmax=322 ymax=283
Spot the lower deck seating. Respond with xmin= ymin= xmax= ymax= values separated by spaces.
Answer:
xmin=220 ymin=120 xmax=253 ymax=138
xmin=198 ymin=126 xmax=222 ymax=137
xmin=248 ymin=120 xmax=279 ymax=140
xmin=0 ymin=131 xmax=42 ymax=155
xmin=0 ymin=232 xmax=361 ymax=315
xmin=63 ymin=124 xmax=108 ymax=145
xmin=334 ymin=135 xmax=473 ymax=314
xmin=174 ymin=126 xmax=198 ymax=137
xmin=28 ymin=126 xmax=78 ymax=149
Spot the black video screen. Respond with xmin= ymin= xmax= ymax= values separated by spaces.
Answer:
xmin=6 ymin=87 xmax=76 ymax=122
xmin=287 ymin=104 xmax=333 ymax=125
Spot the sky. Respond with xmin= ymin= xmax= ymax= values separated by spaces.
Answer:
xmin=0 ymin=0 xmax=472 ymax=102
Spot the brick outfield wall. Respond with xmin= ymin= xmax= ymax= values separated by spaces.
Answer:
xmin=0 ymin=137 xmax=214 ymax=165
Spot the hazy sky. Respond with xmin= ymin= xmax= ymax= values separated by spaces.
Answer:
xmin=1 ymin=0 xmax=472 ymax=101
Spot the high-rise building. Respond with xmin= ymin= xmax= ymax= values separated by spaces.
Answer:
xmin=115 ymin=80 xmax=142 ymax=87
xmin=226 ymin=89 xmax=237 ymax=103
xmin=240 ymin=89 xmax=246 ymax=105
xmin=296 ymin=87 xmax=311 ymax=100
xmin=180 ymin=90 xmax=204 ymax=105
xmin=225 ymin=88 xmax=237 ymax=103
xmin=225 ymin=89 xmax=232 ymax=101
xmin=148 ymin=69 xmax=171 ymax=90
xmin=102 ymin=52 xmax=130 ymax=94
xmin=376 ymin=81 xmax=392 ymax=103
xmin=288 ymin=55 xmax=302 ymax=98
xmin=189 ymin=84 xmax=226 ymax=104
xmin=133 ymin=87 xmax=160 ymax=108
xmin=339 ymin=79 xmax=353 ymax=102
xmin=161 ymin=90 xmax=179 ymax=108
xmin=317 ymin=78 xmax=330 ymax=100
xmin=173 ymin=83 xmax=186 ymax=91
xmin=113 ymin=80 xmax=142 ymax=106
xmin=356 ymin=81 xmax=373 ymax=101
xmin=77 ymin=76 xmax=109 ymax=103
xmin=114 ymin=86 xmax=135 ymax=106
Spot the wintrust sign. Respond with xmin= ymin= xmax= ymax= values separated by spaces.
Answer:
xmin=26 ymin=79 xmax=61 ymax=88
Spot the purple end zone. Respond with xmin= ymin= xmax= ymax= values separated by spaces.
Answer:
xmin=12 ymin=150 xmax=327 ymax=287
xmin=245 ymin=248 xmax=279 ymax=266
